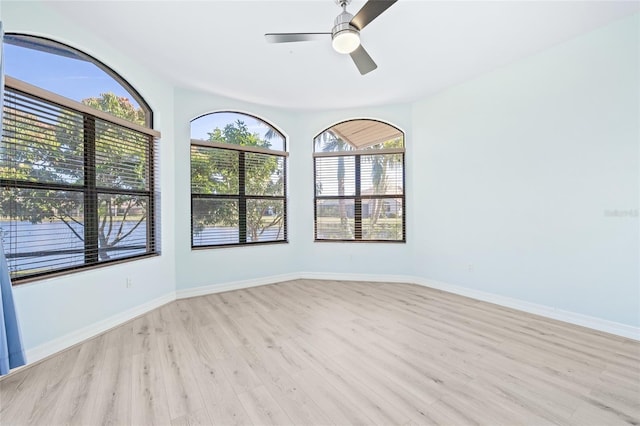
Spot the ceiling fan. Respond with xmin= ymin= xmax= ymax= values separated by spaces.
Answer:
xmin=265 ymin=0 xmax=398 ymax=75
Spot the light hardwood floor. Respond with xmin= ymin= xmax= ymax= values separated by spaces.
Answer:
xmin=1 ymin=279 xmax=639 ymax=425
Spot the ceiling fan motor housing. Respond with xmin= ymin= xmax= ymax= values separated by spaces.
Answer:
xmin=333 ymin=10 xmax=357 ymax=36
xmin=332 ymin=10 xmax=360 ymax=54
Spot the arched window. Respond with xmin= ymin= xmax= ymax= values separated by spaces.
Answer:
xmin=3 ymin=34 xmax=152 ymax=126
xmin=314 ymin=119 xmax=405 ymax=242
xmin=190 ymin=112 xmax=287 ymax=247
xmin=1 ymin=34 xmax=160 ymax=283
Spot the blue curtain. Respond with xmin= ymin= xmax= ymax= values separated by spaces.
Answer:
xmin=0 ymin=239 xmax=26 ymax=375
xmin=0 ymin=21 xmax=26 ymax=374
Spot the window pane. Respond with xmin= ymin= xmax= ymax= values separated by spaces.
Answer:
xmin=0 ymin=189 xmax=84 ymax=279
xmin=1 ymin=86 xmax=157 ymax=281
xmin=314 ymin=132 xmax=355 ymax=153
xmin=95 ymin=120 xmax=150 ymax=191
xmin=314 ymin=120 xmax=403 ymax=151
xmin=362 ymin=198 xmax=404 ymax=241
xmin=191 ymin=146 xmax=239 ymax=195
xmin=191 ymin=112 xmax=284 ymax=151
xmin=246 ymin=153 xmax=284 ymax=196
xmin=96 ymin=193 xmax=148 ymax=261
xmin=246 ymin=199 xmax=285 ymax=242
xmin=360 ymin=154 xmax=404 ymax=196
xmin=2 ymin=91 xmax=84 ymax=185
xmin=192 ymin=198 xmax=239 ymax=246
xmin=315 ymin=199 xmax=355 ymax=240
xmin=4 ymin=34 xmax=149 ymax=126
xmin=314 ymin=156 xmax=355 ymax=197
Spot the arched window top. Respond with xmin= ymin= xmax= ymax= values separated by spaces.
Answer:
xmin=314 ymin=119 xmax=404 ymax=153
xmin=312 ymin=118 xmax=405 ymax=242
xmin=3 ymin=34 xmax=152 ymax=127
xmin=191 ymin=111 xmax=285 ymax=152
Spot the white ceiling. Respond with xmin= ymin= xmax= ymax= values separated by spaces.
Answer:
xmin=38 ymin=0 xmax=639 ymax=110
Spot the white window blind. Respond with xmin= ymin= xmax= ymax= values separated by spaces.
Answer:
xmin=0 ymin=85 xmax=159 ymax=282
xmin=191 ymin=145 xmax=287 ymax=247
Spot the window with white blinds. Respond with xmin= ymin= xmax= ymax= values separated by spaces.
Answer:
xmin=314 ymin=119 xmax=405 ymax=242
xmin=190 ymin=112 xmax=287 ymax=248
xmin=1 ymin=82 xmax=159 ymax=283
xmin=0 ymin=34 xmax=159 ymax=284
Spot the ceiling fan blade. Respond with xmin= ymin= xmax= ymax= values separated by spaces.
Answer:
xmin=265 ymin=33 xmax=330 ymax=43
xmin=351 ymin=0 xmax=398 ymax=30
xmin=349 ymin=45 xmax=377 ymax=75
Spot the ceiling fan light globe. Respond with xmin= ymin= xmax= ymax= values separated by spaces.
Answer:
xmin=332 ymin=29 xmax=360 ymax=54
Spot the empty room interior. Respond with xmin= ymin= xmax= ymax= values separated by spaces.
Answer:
xmin=0 ymin=0 xmax=638 ymax=425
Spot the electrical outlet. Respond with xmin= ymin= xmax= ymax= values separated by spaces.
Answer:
xmin=126 ymin=277 xmax=133 ymax=288
xmin=467 ymin=264 xmax=474 ymax=272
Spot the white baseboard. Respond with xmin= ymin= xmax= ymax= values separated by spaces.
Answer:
xmin=24 ymin=292 xmax=175 ymax=365
xmin=412 ymin=277 xmax=640 ymax=341
xmin=174 ymin=272 xmax=640 ymax=340
xmin=299 ymin=271 xmax=416 ymax=284
xmin=16 ymin=272 xmax=639 ymax=373
xmin=176 ymin=273 xmax=302 ymax=299
xmin=175 ymin=272 xmax=415 ymax=300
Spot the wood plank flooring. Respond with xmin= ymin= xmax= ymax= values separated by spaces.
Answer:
xmin=1 ymin=279 xmax=639 ymax=425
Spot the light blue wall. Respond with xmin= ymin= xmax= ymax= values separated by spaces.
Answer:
xmin=292 ymin=106 xmax=415 ymax=277
xmin=411 ymin=14 xmax=639 ymax=326
xmin=173 ymin=88 xmax=304 ymax=288
xmin=3 ymin=1 xmax=177 ymax=351
xmin=172 ymin=90 xmax=415 ymax=288
xmin=2 ymin=0 xmax=638 ymax=357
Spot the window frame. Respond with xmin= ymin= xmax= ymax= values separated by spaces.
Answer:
xmin=313 ymin=119 xmax=406 ymax=243
xmin=190 ymin=113 xmax=288 ymax=249
xmin=1 ymin=78 xmax=160 ymax=284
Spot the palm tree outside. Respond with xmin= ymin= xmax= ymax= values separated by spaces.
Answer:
xmin=317 ymin=131 xmax=353 ymax=239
